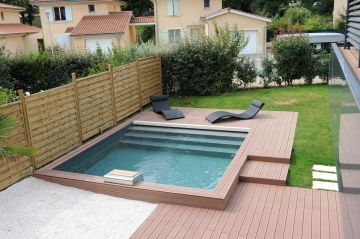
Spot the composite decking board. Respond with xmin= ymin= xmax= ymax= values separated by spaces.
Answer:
xmin=311 ymin=190 xmax=321 ymax=239
xmin=320 ymin=191 xmax=330 ymax=239
xmin=223 ymin=184 xmax=257 ymax=236
xmin=328 ymin=192 xmax=341 ymax=239
xmin=264 ymin=186 xmax=285 ymax=239
xmin=246 ymin=184 xmax=274 ymax=238
xmin=283 ymin=187 xmax=299 ymax=239
xmin=256 ymin=185 xmax=277 ymax=238
xmin=209 ymin=184 xmax=248 ymax=239
xmin=131 ymin=183 xmax=345 ymax=239
xmin=293 ymin=188 xmax=306 ymax=239
xmin=239 ymin=161 xmax=289 ymax=185
xmin=302 ymin=188 xmax=313 ymax=239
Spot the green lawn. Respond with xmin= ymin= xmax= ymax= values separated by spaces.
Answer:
xmin=169 ymin=85 xmax=334 ymax=188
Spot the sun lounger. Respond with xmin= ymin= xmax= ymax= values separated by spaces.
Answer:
xmin=150 ymin=95 xmax=185 ymax=120
xmin=206 ymin=100 xmax=265 ymax=123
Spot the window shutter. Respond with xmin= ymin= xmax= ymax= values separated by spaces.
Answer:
xmin=167 ymin=0 xmax=173 ymax=16
xmin=65 ymin=6 xmax=72 ymax=22
xmin=45 ymin=7 xmax=53 ymax=23
xmin=174 ymin=0 xmax=180 ymax=16
xmin=162 ymin=31 xmax=169 ymax=44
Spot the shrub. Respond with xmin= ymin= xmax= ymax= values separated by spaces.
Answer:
xmin=8 ymin=48 xmax=103 ymax=93
xmin=259 ymin=55 xmax=281 ymax=87
xmin=272 ymin=35 xmax=313 ymax=85
xmin=0 ymin=88 xmax=16 ymax=106
xmin=315 ymin=50 xmax=331 ymax=83
xmin=162 ymin=24 xmax=248 ymax=96
xmin=303 ymin=15 xmax=333 ymax=31
xmin=234 ymin=57 xmax=257 ymax=88
xmin=284 ymin=7 xmax=312 ymax=25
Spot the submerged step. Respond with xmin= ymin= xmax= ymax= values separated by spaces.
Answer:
xmin=123 ymin=132 xmax=243 ymax=147
xmin=239 ymin=160 xmax=289 ymax=186
xmin=119 ymin=138 xmax=237 ymax=156
xmin=129 ymin=125 xmax=247 ymax=140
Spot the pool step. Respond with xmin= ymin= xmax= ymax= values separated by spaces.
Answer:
xmin=239 ymin=160 xmax=289 ymax=186
xmin=123 ymin=132 xmax=243 ymax=148
xmin=119 ymin=138 xmax=237 ymax=157
xmin=129 ymin=125 xmax=247 ymax=140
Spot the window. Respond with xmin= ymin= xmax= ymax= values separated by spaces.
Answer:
xmin=53 ymin=6 xmax=66 ymax=21
xmin=0 ymin=12 xmax=4 ymax=21
xmin=204 ymin=0 xmax=210 ymax=8
xmin=167 ymin=0 xmax=180 ymax=16
xmin=169 ymin=29 xmax=181 ymax=43
xmin=88 ymin=4 xmax=95 ymax=13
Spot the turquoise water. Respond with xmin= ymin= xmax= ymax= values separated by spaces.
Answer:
xmin=55 ymin=125 xmax=246 ymax=190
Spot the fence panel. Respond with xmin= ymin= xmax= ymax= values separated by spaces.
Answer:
xmin=0 ymin=56 xmax=162 ymax=190
xmin=77 ymin=72 xmax=114 ymax=140
xmin=113 ymin=62 xmax=141 ymax=121
xmin=0 ymin=102 xmax=31 ymax=190
xmin=139 ymin=56 xmax=162 ymax=105
xmin=26 ymin=84 xmax=81 ymax=168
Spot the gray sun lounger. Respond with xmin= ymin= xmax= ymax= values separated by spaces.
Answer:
xmin=206 ymin=100 xmax=265 ymax=123
xmin=150 ymin=95 xmax=185 ymax=120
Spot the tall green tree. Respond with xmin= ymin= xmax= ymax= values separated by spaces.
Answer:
xmin=122 ymin=0 xmax=153 ymax=16
xmin=249 ymin=0 xmax=290 ymax=17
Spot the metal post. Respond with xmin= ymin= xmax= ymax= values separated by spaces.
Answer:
xmin=45 ymin=11 xmax=54 ymax=55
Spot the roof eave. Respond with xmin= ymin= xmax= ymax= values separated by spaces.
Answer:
xmin=204 ymin=8 xmax=272 ymax=23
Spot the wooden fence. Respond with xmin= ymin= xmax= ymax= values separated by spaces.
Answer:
xmin=0 ymin=56 xmax=162 ymax=190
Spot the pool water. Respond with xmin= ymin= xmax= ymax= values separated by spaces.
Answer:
xmin=55 ymin=125 xmax=247 ymax=190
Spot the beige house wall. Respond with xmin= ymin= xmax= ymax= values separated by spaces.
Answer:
xmin=70 ymin=30 xmax=135 ymax=52
xmin=37 ymin=1 xmax=121 ymax=47
xmin=333 ymin=0 xmax=347 ymax=24
xmin=207 ymin=12 xmax=267 ymax=54
xmin=154 ymin=0 xmax=222 ymax=43
xmin=0 ymin=8 xmax=22 ymax=24
xmin=0 ymin=32 xmax=42 ymax=54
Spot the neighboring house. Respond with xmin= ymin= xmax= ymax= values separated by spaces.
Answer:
xmin=152 ymin=0 xmax=271 ymax=54
xmin=31 ymin=0 xmax=155 ymax=52
xmin=0 ymin=3 xmax=43 ymax=54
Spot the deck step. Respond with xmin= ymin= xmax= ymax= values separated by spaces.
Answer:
xmin=239 ymin=160 xmax=289 ymax=186
xmin=129 ymin=125 xmax=247 ymax=140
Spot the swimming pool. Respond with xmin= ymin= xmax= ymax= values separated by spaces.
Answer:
xmin=55 ymin=124 xmax=247 ymax=190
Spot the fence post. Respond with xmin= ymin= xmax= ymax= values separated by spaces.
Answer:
xmin=108 ymin=64 xmax=117 ymax=126
xmin=136 ymin=60 xmax=143 ymax=110
xmin=157 ymin=55 xmax=163 ymax=95
xmin=72 ymin=73 xmax=83 ymax=143
xmin=18 ymin=89 xmax=36 ymax=171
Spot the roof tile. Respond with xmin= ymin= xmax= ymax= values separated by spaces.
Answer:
xmin=71 ymin=12 xmax=132 ymax=36
xmin=0 ymin=24 xmax=41 ymax=35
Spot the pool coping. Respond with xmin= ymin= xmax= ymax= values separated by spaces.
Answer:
xmin=35 ymin=108 xmax=297 ymax=210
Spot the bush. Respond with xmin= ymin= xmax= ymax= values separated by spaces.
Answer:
xmin=6 ymin=48 xmax=103 ymax=93
xmin=234 ymin=57 xmax=257 ymax=88
xmin=0 ymin=88 xmax=16 ymax=106
xmin=162 ymin=24 xmax=248 ymax=96
xmin=272 ymin=35 xmax=314 ymax=85
xmin=315 ymin=50 xmax=331 ymax=83
xmin=269 ymin=7 xmax=333 ymax=33
xmin=259 ymin=55 xmax=281 ymax=87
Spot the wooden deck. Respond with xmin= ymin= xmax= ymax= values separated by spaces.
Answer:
xmin=131 ymin=182 xmax=345 ymax=239
xmin=35 ymin=107 xmax=297 ymax=209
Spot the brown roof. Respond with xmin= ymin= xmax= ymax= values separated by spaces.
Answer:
xmin=70 ymin=12 xmax=132 ymax=36
xmin=0 ymin=3 xmax=25 ymax=11
xmin=130 ymin=16 xmax=155 ymax=25
xmin=64 ymin=27 xmax=74 ymax=33
xmin=0 ymin=24 xmax=41 ymax=35
xmin=30 ymin=0 xmax=125 ymax=5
